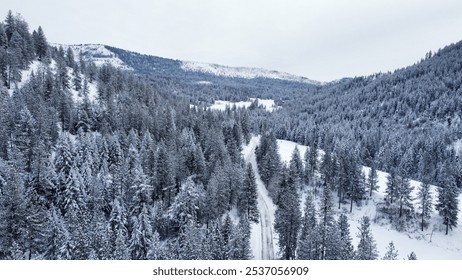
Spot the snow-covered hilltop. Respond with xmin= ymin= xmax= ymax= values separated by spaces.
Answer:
xmin=51 ymin=44 xmax=132 ymax=71
xmin=181 ymin=61 xmax=320 ymax=84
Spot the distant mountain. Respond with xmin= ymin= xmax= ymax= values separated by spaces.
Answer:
xmin=180 ymin=61 xmax=319 ymax=84
xmin=54 ymin=44 xmax=320 ymax=88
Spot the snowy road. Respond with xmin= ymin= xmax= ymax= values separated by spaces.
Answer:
xmin=243 ymin=136 xmax=276 ymax=260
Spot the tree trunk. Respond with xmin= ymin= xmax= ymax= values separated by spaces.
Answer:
xmin=421 ymin=214 xmax=424 ymax=231
xmin=399 ymin=200 xmax=403 ymax=218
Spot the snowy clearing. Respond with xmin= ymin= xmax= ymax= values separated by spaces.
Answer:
xmin=195 ymin=80 xmax=213 ymax=85
xmin=209 ymin=98 xmax=279 ymax=112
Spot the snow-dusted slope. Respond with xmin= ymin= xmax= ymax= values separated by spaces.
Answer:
xmin=243 ymin=135 xmax=462 ymax=259
xmin=181 ymin=61 xmax=320 ymax=85
xmin=52 ymin=44 xmax=132 ymax=70
xmin=276 ymin=138 xmax=462 ymax=259
xmin=7 ymin=60 xmax=44 ymax=96
xmin=8 ymin=59 xmax=99 ymax=103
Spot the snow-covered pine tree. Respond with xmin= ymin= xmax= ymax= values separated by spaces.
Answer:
xmin=147 ymin=231 xmax=161 ymax=260
xmin=24 ymin=181 xmax=49 ymax=259
xmin=417 ymin=181 xmax=432 ymax=231
xmin=297 ymin=194 xmax=319 ymax=260
xmin=72 ymin=69 xmax=82 ymax=92
xmin=221 ymin=214 xmax=233 ymax=260
xmin=0 ymin=158 xmax=28 ymax=259
xmin=239 ymin=110 xmax=251 ymax=145
xmin=6 ymin=31 xmax=23 ymax=88
xmin=304 ymin=136 xmax=318 ymax=185
xmin=238 ymin=163 xmax=259 ymax=223
xmin=256 ymin=131 xmax=281 ymax=189
xmin=206 ymin=163 xmax=239 ymax=219
xmin=382 ymin=241 xmax=399 ymax=260
xmin=396 ymin=175 xmax=414 ymax=218
xmin=385 ymin=171 xmax=398 ymax=205
xmin=319 ymin=150 xmax=333 ymax=187
xmin=209 ymin=219 xmax=226 ymax=260
xmin=168 ymin=177 xmax=205 ymax=231
xmin=368 ymin=165 xmax=379 ymax=197
xmin=154 ymin=142 xmax=175 ymax=205
xmin=356 ymin=216 xmax=378 ymax=260
xmin=113 ymin=226 xmax=130 ymax=260
xmin=435 ymin=169 xmax=459 ymax=235
xmin=53 ymin=133 xmax=75 ymax=214
xmin=408 ymin=251 xmax=417 ymax=260
xmin=274 ymin=168 xmax=301 ymax=260
xmin=33 ymin=26 xmax=48 ymax=61
xmin=128 ymin=159 xmax=153 ymax=260
xmin=338 ymin=214 xmax=354 ymax=260
xmin=29 ymin=139 xmax=56 ymax=206
xmin=317 ymin=185 xmax=336 ymax=259
xmin=228 ymin=215 xmax=252 ymax=260
xmin=178 ymin=223 xmax=211 ymax=260
xmin=129 ymin=203 xmax=153 ymax=260
xmin=349 ymin=161 xmax=366 ymax=213
xmin=108 ymin=197 xmax=129 ymax=259
xmin=13 ymin=107 xmax=37 ymax=173
xmin=44 ymin=207 xmax=73 ymax=260
xmin=289 ymin=146 xmax=303 ymax=187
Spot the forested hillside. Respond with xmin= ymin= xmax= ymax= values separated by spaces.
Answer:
xmin=0 ymin=11 xmax=460 ymax=260
xmin=262 ymin=42 xmax=462 ymax=187
xmin=0 ymin=12 xmax=257 ymax=260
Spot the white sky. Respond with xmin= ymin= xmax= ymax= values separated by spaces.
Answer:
xmin=1 ymin=0 xmax=462 ymax=82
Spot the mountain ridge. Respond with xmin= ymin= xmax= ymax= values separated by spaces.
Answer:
xmin=52 ymin=43 xmax=321 ymax=86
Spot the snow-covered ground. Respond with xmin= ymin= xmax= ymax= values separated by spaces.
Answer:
xmin=8 ymin=60 xmax=44 ymax=96
xmin=65 ymin=68 xmax=99 ymax=103
xmin=277 ymin=138 xmax=462 ymax=259
xmin=243 ymin=135 xmax=462 ymax=259
xmin=209 ymin=98 xmax=280 ymax=112
xmin=452 ymin=139 xmax=462 ymax=156
xmin=9 ymin=59 xmax=99 ymax=103
xmin=195 ymin=80 xmax=213 ymax=85
xmin=181 ymin=61 xmax=320 ymax=84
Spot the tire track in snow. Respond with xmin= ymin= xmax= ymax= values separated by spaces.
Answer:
xmin=245 ymin=138 xmax=275 ymax=260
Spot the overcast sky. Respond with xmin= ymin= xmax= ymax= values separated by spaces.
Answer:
xmin=1 ymin=0 xmax=462 ymax=82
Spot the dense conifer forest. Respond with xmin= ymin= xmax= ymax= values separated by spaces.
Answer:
xmin=0 ymin=11 xmax=460 ymax=260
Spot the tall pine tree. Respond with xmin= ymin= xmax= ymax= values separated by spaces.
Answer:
xmin=356 ymin=216 xmax=378 ymax=260
xmin=274 ymin=168 xmax=301 ymax=260
xmin=435 ymin=169 xmax=459 ymax=235
xmin=417 ymin=181 xmax=432 ymax=231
